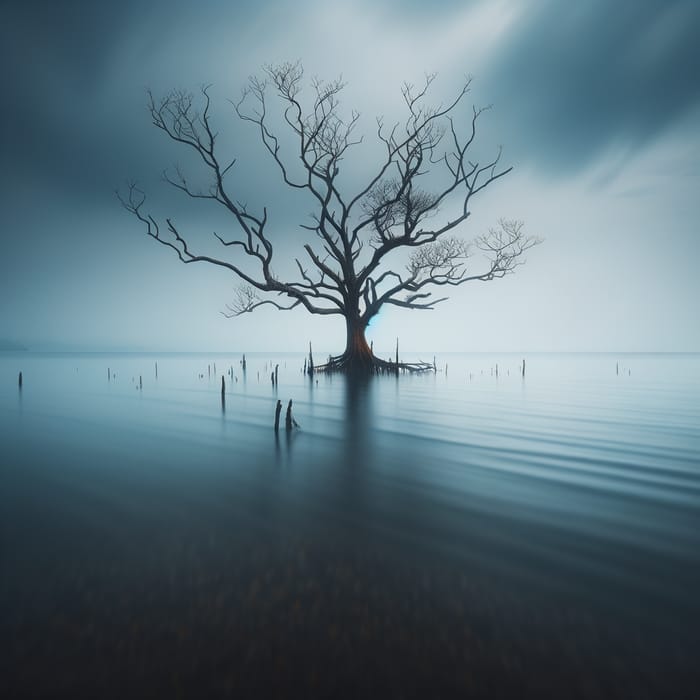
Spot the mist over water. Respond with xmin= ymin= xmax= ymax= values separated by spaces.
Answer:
xmin=1 ymin=352 xmax=699 ymax=695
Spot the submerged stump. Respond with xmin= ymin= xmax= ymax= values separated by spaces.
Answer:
xmin=274 ymin=400 xmax=282 ymax=431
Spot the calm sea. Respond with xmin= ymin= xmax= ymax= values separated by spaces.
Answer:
xmin=1 ymin=352 xmax=699 ymax=696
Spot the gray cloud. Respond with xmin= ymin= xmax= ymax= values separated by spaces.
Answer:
xmin=0 ymin=0 xmax=263 ymax=196
xmin=484 ymin=0 xmax=700 ymax=173
xmin=4 ymin=0 xmax=698 ymax=195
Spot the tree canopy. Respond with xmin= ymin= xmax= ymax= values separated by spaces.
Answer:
xmin=120 ymin=62 xmax=539 ymax=374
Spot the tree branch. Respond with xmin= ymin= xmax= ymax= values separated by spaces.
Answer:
xmin=120 ymin=66 xmax=538 ymax=346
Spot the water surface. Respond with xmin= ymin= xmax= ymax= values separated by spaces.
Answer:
xmin=2 ymin=352 xmax=699 ymax=696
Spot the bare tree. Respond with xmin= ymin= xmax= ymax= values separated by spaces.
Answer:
xmin=120 ymin=62 xmax=539 ymax=374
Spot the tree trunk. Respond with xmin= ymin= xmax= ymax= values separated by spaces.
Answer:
xmin=343 ymin=316 xmax=375 ymax=374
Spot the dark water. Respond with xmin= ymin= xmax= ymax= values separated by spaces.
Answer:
xmin=1 ymin=352 xmax=699 ymax=697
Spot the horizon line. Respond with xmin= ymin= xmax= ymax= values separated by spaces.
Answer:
xmin=4 ymin=349 xmax=700 ymax=356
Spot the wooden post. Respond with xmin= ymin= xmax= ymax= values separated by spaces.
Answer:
xmin=18 ymin=371 xmax=22 ymax=389
xmin=108 ymin=368 xmax=110 ymax=381
xmin=303 ymin=358 xmax=307 ymax=375
xmin=616 ymin=362 xmax=619 ymax=376
xmin=274 ymin=400 xmax=282 ymax=431
xmin=433 ymin=356 xmax=436 ymax=372
xmin=522 ymin=359 xmax=526 ymax=378
xmin=285 ymin=400 xmax=294 ymax=431
xmin=395 ymin=338 xmax=399 ymax=375
xmin=242 ymin=354 xmax=247 ymax=371
xmin=139 ymin=375 xmax=143 ymax=390
xmin=221 ymin=375 xmax=225 ymax=399
xmin=155 ymin=362 xmax=158 ymax=379
xmin=275 ymin=364 xmax=279 ymax=385
xmin=308 ymin=342 xmax=314 ymax=376
xmin=496 ymin=364 xmax=499 ymax=378
xmin=271 ymin=371 xmax=275 ymax=386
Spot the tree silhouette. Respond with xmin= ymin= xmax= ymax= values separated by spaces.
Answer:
xmin=120 ymin=62 xmax=538 ymax=374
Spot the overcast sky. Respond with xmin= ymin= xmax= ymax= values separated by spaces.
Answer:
xmin=1 ymin=0 xmax=698 ymax=353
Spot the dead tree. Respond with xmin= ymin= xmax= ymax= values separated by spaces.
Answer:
xmin=120 ymin=63 xmax=539 ymax=375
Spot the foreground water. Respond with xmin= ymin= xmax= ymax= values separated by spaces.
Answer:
xmin=1 ymin=352 xmax=699 ymax=697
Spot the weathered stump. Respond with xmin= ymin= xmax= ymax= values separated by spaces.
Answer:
xmin=274 ymin=400 xmax=282 ymax=431
xmin=285 ymin=400 xmax=294 ymax=431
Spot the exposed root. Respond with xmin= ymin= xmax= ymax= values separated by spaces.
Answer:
xmin=315 ymin=353 xmax=435 ymax=375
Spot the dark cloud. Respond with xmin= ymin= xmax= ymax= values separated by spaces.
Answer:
xmin=2 ymin=0 xmax=697 ymax=197
xmin=0 ymin=0 xmax=263 ymax=197
xmin=1 ymin=1 xmax=138 ymax=194
xmin=485 ymin=0 xmax=700 ymax=173
xmin=1 ymin=1 xmax=133 ymax=82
